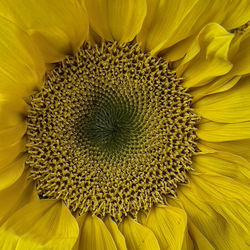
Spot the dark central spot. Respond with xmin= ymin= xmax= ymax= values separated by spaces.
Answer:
xmin=80 ymin=101 xmax=138 ymax=153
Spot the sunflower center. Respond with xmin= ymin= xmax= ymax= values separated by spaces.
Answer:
xmin=26 ymin=42 xmax=199 ymax=222
xmin=77 ymin=91 xmax=140 ymax=153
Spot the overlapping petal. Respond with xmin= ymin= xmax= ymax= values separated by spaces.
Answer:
xmin=193 ymin=152 xmax=250 ymax=185
xmin=137 ymin=0 xmax=250 ymax=60
xmin=0 ymin=95 xmax=28 ymax=190
xmin=0 ymin=16 xmax=45 ymax=97
xmin=190 ymin=28 xmax=250 ymax=101
xmin=194 ymin=76 xmax=250 ymax=123
xmin=1 ymin=0 xmax=88 ymax=63
xmin=84 ymin=0 xmax=146 ymax=43
xmin=0 ymin=200 xmax=79 ymax=250
xmin=197 ymin=120 xmax=250 ymax=142
xmin=187 ymin=220 xmax=214 ymax=250
xmin=221 ymin=0 xmax=250 ymax=29
xmin=190 ymin=76 xmax=241 ymax=103
xmin=74 ymin=213 xmax=117 ymax=250
xmin=0 ymin=170 xmax=37 ymax=225
xmin=145 ymin=205 xmax=188 ymax=250
xmin=0 ymin=139 xmax=26 ymax=173
xmin=176 ymin=177 xmax=249 ymax=249
xmin=228 ymin=28 xmax=250 ymax=76
xmin=200 ymin=139 xmax=250 ymax=162
xmin=0 ymin=95 xmax=28 ymax=130
xmin=137 ymin=0 xmax=234 ymax=56
xmin=0 ymin=123 xmax=26 ymax=148
xmin=177 ymin=23 xmax=233 ymax=88
xmin=190 ymin=173 xmax=250 ymax=244
xmin=0 ymin=154 xmax=26 ymax=191
xmin=103 ymin=216 xmax=127 ymax=250
xmin=119 ymin=217 xmax=160 ymax=250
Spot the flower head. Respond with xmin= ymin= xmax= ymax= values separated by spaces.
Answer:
xmin=0 ymin=0 xmax=250 ymax=249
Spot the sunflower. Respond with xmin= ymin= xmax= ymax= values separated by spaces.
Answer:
xmin=0 ymin=0 xmax=250 ymax=249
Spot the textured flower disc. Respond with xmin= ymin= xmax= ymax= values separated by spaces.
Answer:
xmin=26 ymin=42 xmax=199 ymax=222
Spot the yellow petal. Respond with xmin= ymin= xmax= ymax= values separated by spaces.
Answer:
xmin=194 ymin=76 xmax=250 ymax=123
xmin=188 ymin=220 xmax=214 ymax=250
xmin=0 ymin=170 xmax=37 ymax=225
xmin=74 ymin=213 xmax=117 ymax=250
xmin=181 ymin=229 xmax=194 ymax=250
xmin=190 ymin=173 xmax=250 ymax=245
xmin=0 ymin=200 xmax=79 ymax=250
xmin=190 ymin=75 xmax=241 ymax=103
xmin=137 ymin=0 xmax=229 ymax=55
xmin=119 ymin=216 xmax=160 ymax=250
xmin=0 ymin=122 xmax=27 ymax=148
xmin=0 ymin=96 xmax=27 ymax=190
xmin=191 ymin=173 xmax=250 ymax=209
xmin=200 ymin=139 xmax=250 ymax=162
xmin=84 ymin=0 xmax=146 ymax=43
xmin=0 ymin=154 xmax=26 ymax=190
xmin=0 ymin=108 xmax=25 ymax=131
xmin=168 ymin=198 xmax=214 ymax=250
xmin=228 ymin=28 xmax=250 ymax=76
xmin=103 ymin=216 xmax=127 ymax=250
xmin=137 ymin=210 xmax=148 ymax=225
xmin=196 ymin=142 xmax=217 ymax=154
xmin=0 ymin=139 xmax=26 ymax=169
xmin=221 ymin=0 xmax=250 ymax=29
xmin=177 ymin=23 xmax=233 ymax=88
xmin=191 ymin=29 xmax=250 ymax=101
xmin=146 ymin=205 xmax=188 ymax=250
xmin=0 ymin=95 xmax=28 ymax=130
xmin=4 ymin=0 xmax=88 ymax=63
xmin=178 ymin=180 xmax=248 ymax=249
xmin=161 ymin=36 xmax=194 ymax=62
xmin=0 ymin=16 xmax=45 ymax=97
xmin=193 ymin=152 xmax=250 ymax=184
xmin=197 ymin=121 xmax=250 ymax=142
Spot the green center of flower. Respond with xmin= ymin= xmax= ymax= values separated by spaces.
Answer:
xmin=77 ymin=90 xmax=141 ymax=154
xmin=26 ymin=42 xmax=199 ymax=222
